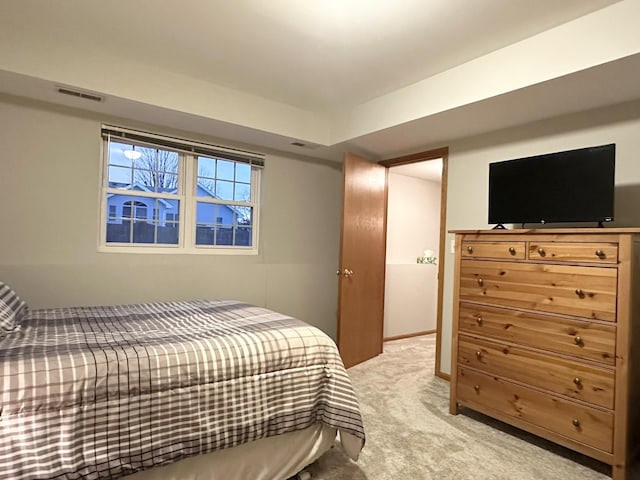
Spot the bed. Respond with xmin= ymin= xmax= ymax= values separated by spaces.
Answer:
xmin=0 ymin=282 xmax=365 ymax=480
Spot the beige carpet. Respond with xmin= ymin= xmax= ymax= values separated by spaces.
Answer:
xmin=304 ymin=334 xmax=625 ymax=480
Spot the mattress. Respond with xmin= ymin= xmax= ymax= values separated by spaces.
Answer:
xmin=0 ymin=299 xmax=365 ymax=479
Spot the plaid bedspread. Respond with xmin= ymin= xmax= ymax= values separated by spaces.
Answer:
xmin=0 ymin=300 xmax=365 ymax=479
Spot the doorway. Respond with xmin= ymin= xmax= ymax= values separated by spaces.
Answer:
xmin=384 ymin=159 xmax=442 ymax=338
xmin=380 ymin=148 xmax=448 ymax=379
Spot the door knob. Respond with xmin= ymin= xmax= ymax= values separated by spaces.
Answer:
xmin=343 ymin=269 xmax=354 ymax=278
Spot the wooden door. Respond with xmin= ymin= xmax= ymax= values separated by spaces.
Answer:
xmin=337 ymin=152 xmax=387 ymax=368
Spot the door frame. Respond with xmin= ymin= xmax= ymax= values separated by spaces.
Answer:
xmin=379 ymin=146 xmax=449 ymax=380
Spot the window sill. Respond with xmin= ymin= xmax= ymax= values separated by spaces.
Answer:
xmin=97 ymin=245 xmax=259 ymax=255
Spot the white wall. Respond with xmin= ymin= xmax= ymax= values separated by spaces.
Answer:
xmin=440 ymin=99 xmax=640 ymax=374
xmin=384 ymin=172 xmax=441 ymax=338
xmin=0 ymin=94 xmax=343 ymax=338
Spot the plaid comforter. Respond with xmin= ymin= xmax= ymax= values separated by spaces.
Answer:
xmin=0 ymin=300 xmax=365 ymax=479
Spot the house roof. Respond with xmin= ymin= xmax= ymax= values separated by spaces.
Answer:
xmin=106 ymin=183 xmax=175 ymax=209
xmin=1 ymin=1 xmax=639 ymax=160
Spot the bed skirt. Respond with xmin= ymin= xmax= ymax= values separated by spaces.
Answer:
xmin=123 ymin=423 xmax=339 ymax=480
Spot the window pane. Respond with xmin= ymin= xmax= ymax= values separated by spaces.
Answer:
xmin=216 ymin=180 xmax=234 ymax=200
xmin=197 ymin=156 xmax=216 ymax=197
xmin=235 ymin=226 xmax=253 ymax=247
xmin=195 ymin=204 xmax=253 ymax=247
xmin=196 ymin=202 xmax=219 ymax=227
xmin=106 ymin=221 xmax=131 ymax=243
xmin=197 ymin=177 xmax=216 ymax=197
xmin=215 ymin=226 xmax=234 ymax=246
xmin=236 ymin=206 xmax=253 ymax=225
xmin=195 ymin=201 xmax=217 ymax=246
xmin=136 ymin=147 xmax=179 ymax=174
xmin=106 ymin=195 xmax=133 ymax=242
xmin=108 ymin=142 xmax=135 ymax=167
xmin=216 ymin=159 xmax=234 ymax=181
xmin=161 ymin=199 xmax=180 ymax=225
xmin=106 ymin=194 xmax=132 ymax=221
xmin=108 ymin=166 xmax=133 ymax=188
xmin=157 ymin=223 xmax=179 ymax=244
xmin=133 ymin=220 xmax=156 ymax=243
xmin=198 ymin=157 xmax=216 ymax=179
xmin=236 ymin=163 xmax=251 ymax=183
xmin=106 ymin=194 xmax=180 ymax=245
xmin=214 ymin=225 xmax=252 ymax=247
xmin=234 ymin=182 xmax=251 ymax=202
xmin=129 ymin=148 xmax=179 ymax=192
xmin=235 ymin=207 xmax=253 ymax=247
xmin=132 ymin=169 xmax=179 ymax=193
xmin=196 ymin=202 xmax=229 ymax=246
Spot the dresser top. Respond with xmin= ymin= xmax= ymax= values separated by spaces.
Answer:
xmin=449 ymin=228 xmax=640 ymax=234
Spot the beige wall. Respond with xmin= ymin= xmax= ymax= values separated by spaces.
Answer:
xmin=440 ymin=99 xmax=640 ymax=374
xmin=384 ymin=172 xmax=440 ymax=338
xmin=0 ymin=95 xmax=343 ymax=338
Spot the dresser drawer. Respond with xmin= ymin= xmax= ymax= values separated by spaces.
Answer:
xmin=458 ymin=304 xmax=616 ymax=365
xmin=459 ymin=260 xmax=617 ymax=321
xmin=461 ymin=241 xmax=526 ymax=260
xmin=457 ymin=367 xmax=614 ymax=453
xmin=529 ymin=242 xmax=618 ymax=264
xmin=458 ymin=335 xmax=615 ymax=409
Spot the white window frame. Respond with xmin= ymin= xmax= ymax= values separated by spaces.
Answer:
xmin=98 ymin=125 xmax=263 ymax=255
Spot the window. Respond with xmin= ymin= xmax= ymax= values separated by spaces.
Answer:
xmin=100 ymin=125 xmax=263 ymax=254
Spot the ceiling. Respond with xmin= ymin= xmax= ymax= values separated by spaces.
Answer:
xmin=1 ymin=0 xmax=638 ymax=162
xmin=390 ymin=160 xmax=443 ymax=183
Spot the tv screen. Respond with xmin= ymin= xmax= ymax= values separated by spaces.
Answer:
xmin=488 ymin=144 xmax=615 ymax=226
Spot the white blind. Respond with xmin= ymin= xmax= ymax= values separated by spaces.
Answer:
xmin=101 ymin=125 xmax=265 ymax=167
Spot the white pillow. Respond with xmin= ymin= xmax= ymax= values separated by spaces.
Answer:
xmin=0 ymin=282 xmax=27 ymax=333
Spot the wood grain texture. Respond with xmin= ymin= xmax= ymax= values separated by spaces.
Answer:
xmin=337 ymin=152 xmax=387 ymax=368
xmin=449 ymin=233 xmax=463 ymax=415
xmin=458 ymin=335 xmax=615 ymax=409
xmin=461 ymin=241 xmax=526 ymax=259
xmin=449 ymin=230 xmax=640 ymax=479
xmin=459 ymin=260 xmax=618 ymax=321
xmin=458 ymin=303 xmax=616 ymax=365
xmin=624 ymin=239 xmax=640 ymax=477
xmin=529 ymin=242 xmax=618 ymax=263
xmin=457 ymin=368 xmax=614 ymax=453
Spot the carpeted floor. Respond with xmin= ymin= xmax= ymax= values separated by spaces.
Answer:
xmin=305 ymin=334 xmax=625 ymax=480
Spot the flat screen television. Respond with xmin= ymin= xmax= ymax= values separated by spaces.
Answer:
xmin=488 ymin=144 xmax=615 ymax=227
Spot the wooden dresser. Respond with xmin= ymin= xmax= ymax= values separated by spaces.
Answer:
xmin=449 ymin=229 xmax=640 ymax=479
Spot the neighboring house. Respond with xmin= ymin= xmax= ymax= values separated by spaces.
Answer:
xmin=106 ymin=183 xmax=239 ymax=226
xmin=106 ymin=182 xmax=245 ymax=245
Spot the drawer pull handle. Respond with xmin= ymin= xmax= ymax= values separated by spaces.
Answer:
xmin=575 ymin=289 xmax=585 ymax=298
xmin=475 ymin=351 xmax=483 ymax=360
xmin=508 ymin=247 xmax=516 ymax=255
xmin=477 ymin=278 xmax=484 ymax=286
xmin=574 ymin=336 xmax=583 ymax=345
xmin=475 ymin=316 xmax=483 ymax=325
xmin=595 ymin=249 xmax=605 ymax=258
xmin=572 ymin=418 xmax=581 ymax=428
xmin=466 ymin=246 xmax=473 ymax=254
xmin=537 ymin=247 xmax=546 ymax=257
xmin=573 ymin=377 xmax=582 ymax=386
xmin=473 ymin=385 xmax=480 ymax=392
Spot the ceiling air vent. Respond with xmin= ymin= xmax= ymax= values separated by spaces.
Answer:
xmin=57 ymin=87 xmax=104 ymax=102
xmin=290 ymin=140 xmax=320 ymax=150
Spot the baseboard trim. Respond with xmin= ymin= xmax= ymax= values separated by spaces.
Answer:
xmin=384 ymin=330 xmax=436 ymax=342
